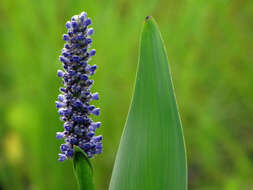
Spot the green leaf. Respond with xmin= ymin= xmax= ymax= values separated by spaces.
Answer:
xmin=109 ymin=16 xmax=187 ymax=190
xmin=73 ymin=147 xmax=94 ymax=190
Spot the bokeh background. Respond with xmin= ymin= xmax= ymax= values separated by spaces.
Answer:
xmin=0 ymin=0 xmax=253 ymax=189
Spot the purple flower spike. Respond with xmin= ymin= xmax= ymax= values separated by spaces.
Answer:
xmin=56 ymin=11 xmax=102 ymax=162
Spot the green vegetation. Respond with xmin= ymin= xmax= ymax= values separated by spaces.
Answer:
xmin=0 ymin=0 xmax=252 ymax=190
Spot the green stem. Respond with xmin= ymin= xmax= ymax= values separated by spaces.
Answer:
xmin=73 ymin=147 xmax=94 ymax=190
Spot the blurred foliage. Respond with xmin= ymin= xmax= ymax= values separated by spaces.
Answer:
xmin=0 ymin=0 xmax=252 ymax=190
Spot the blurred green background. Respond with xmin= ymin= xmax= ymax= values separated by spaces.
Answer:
xmin=0 ymin=0 xmax=253 ymax=189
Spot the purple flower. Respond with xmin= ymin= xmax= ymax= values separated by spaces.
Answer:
xmin=56 ymin=132 xmax=64 ymax=139
xmin=91 ymin=122 xmax=101 ymax=129
xmin=89 ymin=65 xmax=97 ymax=73
xmin=58 ymin=154 xmax=67 ymax=162
xmin=57 ymin=70 xmax=64 ymax=77
xmin=87 ymin=28 xmax=94 ymax=36
xmin=62 ymin=34 xmax=69 ymax=41
xmin=56 ymin=11 xmax=102 ymax=161
xmin=92 ymin=92 xmax=99 ymax=100
xmin=85 ymin=18 xmax=92 ymax=26
xmin=89 ymin=49 xmax=96 ymax=56
xmin=91 ymin=108 xmax=100 ymax=116
xmin=65 ymin=21 xmax=71 ymax=29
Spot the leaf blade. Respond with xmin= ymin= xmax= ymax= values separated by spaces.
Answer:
xmin=109 ymin=17 xmax=187 ymax=190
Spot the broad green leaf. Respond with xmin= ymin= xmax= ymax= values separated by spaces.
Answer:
xmin=109 ymin=16 xmax=187 ymax=190
xmin=73 ymin=147 xmax=94 ymax=190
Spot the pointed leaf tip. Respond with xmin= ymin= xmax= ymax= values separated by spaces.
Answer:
xmin=145 ymin=15 xmax=151 ymax=20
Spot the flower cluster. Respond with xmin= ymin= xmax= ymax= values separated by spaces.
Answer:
xmin=56 ymin=12 xmax=102 ymax=162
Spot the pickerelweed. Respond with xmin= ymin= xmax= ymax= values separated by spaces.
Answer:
xmin=56 ymin=11 xmax=102 ymax=162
